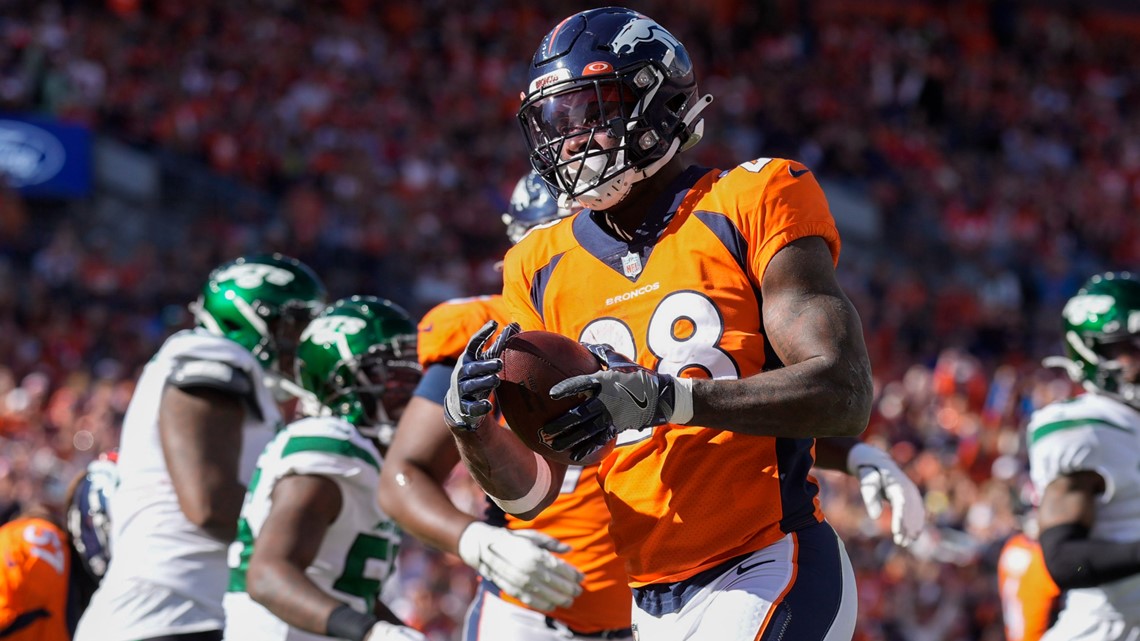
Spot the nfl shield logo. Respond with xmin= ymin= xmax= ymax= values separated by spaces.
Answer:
xmin=621 ymin=251 xmax=642 ymax=278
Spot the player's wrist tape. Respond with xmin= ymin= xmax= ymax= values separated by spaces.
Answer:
xmin=326 ymin=604 xmax=378 ymax=641
xmin=487 ymin=452 xmax=552 ymax=514
xmin=667 ymin=376 xmax=694 ymax=425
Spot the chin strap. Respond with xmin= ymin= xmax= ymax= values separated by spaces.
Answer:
xmin=630 ymin=93 xmax=714 ymax=184
xmin=1042 ymin=355 xmax=1085 ymax=382
xmin=571 ymin=93 xmax=716 ymax=211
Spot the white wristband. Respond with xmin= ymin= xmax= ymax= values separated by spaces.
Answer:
xmin=488 ymin=452 xmax=552 ymax=514
xmin=669 ymin=376 xmax=695 ymax=425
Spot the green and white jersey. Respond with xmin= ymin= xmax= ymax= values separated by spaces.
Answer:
xmin=76 ymin=329 xmax=281 ymax=641
xmin=1028 ymin=392 xmax=1140 ymax=632
xmin=223 ymin=417 xmax=400 ymax=641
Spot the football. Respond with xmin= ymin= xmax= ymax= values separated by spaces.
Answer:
xmin=496 ymin=330 xmax=614 ymax=466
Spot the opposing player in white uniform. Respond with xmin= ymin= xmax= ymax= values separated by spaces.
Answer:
xmin=224 ymin=296 xmax=425 ymax=641
xmin=1029 ymin=271 xmax=1140 ymax=641
xmin=75 ymin=254 xmax=327 ymax=641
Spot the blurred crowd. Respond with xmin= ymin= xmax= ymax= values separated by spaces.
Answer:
xmin=2 ymin=0 xmax=1139 ymax=639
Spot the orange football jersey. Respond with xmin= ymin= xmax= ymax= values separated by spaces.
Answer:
xmin=998 ymin=533 xmax=1060 ymax=641
xmin=501 ymin=159 xmax=840 ymax=587
xmin=416 ymin=295 xmax=631 ymax=632
xmin=0 ymin=517 xmax=71 ymax=641
xmin=417 ymin=296 xmax=514 ymax=370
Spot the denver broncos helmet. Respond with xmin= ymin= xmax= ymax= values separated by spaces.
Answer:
xmin=66 ymin=453 xmax=119 ymax=580
xmin=1050 ymin=272 xmax=1140 ymax=408
xmin=518 ymin=7 xmax=713 ymax=210
xmin=502 ymin=170 xmax=579 ymax=244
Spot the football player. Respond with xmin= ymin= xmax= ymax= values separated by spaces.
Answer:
xmin=0 ymin=510 xmax=71 ymax=640
xmin=997 ymin=515 xmax=1061 ymax=641
xmin=224 ymin=296 xmax=424 ymax=641
xmin=75 ymin=254 xmax=327 ymax=641
xmin=377 ymin=172 xmax=635 ymax=640
xmin=64 ymin=452 xmax=120 ymax=630
xmin=446 ymin=8 xmax=874 ymax=639
xmin=1029 ymin=272 xmax=1140 ymax=641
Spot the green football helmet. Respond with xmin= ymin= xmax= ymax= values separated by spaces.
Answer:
xmin=295 ymin=296 xmax=421 ymax=442
xmin=190 ymin=254 xmax=327 ymax=371
xmin=1053 ymin=271 xmax=1140 ymax=407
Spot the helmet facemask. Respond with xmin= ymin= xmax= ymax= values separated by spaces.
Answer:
xmin=1076 ymin=335 xmax=1140 ymax=409
xmin=520 ymin=64 xmax=710 ymax=211
xmin=1047 ymin=272 xmax=1140 ymax=411
xmin=265 ymin=299 xmax=326 ymax=375
xmin=317 ymin=336 xmax=420 ymax=445
xmin=295 ymin=296 xmax=421 ymax=442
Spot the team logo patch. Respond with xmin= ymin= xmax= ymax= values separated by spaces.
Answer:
xmin=1063 ymin=294 xmax=1115 ymax=324
xmin=300 ymin=316 xmax=367 ymax=344
xmin=583 ymin=61 xmax=613 ymax=75
xmin=621 ymin=251 xmax=643 ymax=278
xmin=610 ymin=18 xmax=682 ymax=56
xmin=215 ymin=263 xmax=296 ymax=288
xmin=529 ymin=68 xmax=571 ymax=94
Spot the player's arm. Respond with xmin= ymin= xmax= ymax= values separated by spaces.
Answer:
xmin=690 ymin=236 xmax=872 ymax=437
xmin=159 ymin=360 xmax=253 ymax=541
xmin=378 ymin=379 xmax=473 ymax=552
xmin=814 ymin=438 xmax=925 ymax=547
xmin=539 ymin=237 xmax=872 ymax=462
xmin=443 ymin=321 xmax=568 ymax=519
xmin=246 ymin=474 xmax=421 ymax=641
xmin=1037 ymin=470 xmax=1140 ymax=589
xmin=383 ymin=359 xmax=583 ymax=610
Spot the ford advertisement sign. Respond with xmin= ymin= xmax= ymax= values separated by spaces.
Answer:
xmin=0 ymin=116 xmax=91 ymax=197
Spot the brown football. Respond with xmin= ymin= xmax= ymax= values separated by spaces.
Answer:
xmin=495 ymin=330 xmax=614 ymax=466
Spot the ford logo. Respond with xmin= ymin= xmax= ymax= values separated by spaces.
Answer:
xmin=0 ymin=120 xmax=66 ymax=187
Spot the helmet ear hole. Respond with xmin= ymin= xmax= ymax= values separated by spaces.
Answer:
xmin=664 ymin=92 xmax=688 ymax=115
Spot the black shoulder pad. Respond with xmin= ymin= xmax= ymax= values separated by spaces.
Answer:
xmin=167 ymin=359 xmax=254 ymax=397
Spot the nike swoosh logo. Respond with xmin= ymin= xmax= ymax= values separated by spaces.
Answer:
xmin=420 ymin=323 xmax=434 ymax=332
xmin=736 ymin=559 xmax=775 ymax=575
xmin=788 ymin=166 xmax=810 ymax=178
xmin=614 ymin=382 xmax=648 ymax=409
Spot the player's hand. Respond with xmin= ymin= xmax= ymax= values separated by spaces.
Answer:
xmin=443 ymin=321 xmax=520 ymax=430
xmin=457 ymin=521 xmax=584 ymax=612
xmin=847 ymin=443 xmax=925 ymax=547
xmin=540 ymin=343 xmax=693 ymax=462
xmin=364 ymin=621 xmax=427 ymax=641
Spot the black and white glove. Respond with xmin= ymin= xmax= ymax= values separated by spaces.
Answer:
xmin=457 ymin=522 xmax=584 ymax=612
xmin=540 ymin=344 xmax=694 ymax=462
xmin=443 ymin=320 xmax=520 ymax=430
xmin=364 ymin=621 xmax=427 ymax=641
xmin=847 ymin=443 xmax=926 ymax=547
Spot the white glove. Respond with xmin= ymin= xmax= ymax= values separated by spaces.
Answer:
xmin=364 ymin=621 xmax=426 ymax=641
xmin=847 ymin=443 xmax=925 ymax=547
xmin=457 ymin=521 xmax=584 ymax=611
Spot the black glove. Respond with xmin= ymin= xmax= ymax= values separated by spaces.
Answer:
xmin=539 ymin=344 xmax=690 ymax=462
xmin=443 ymin=320 xmax=520 ymax=430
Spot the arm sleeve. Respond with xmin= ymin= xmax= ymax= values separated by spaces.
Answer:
xmin=412 ymin=364 xmax=452 ymax=406
xmin=1039 ymin=523 xmax=1140 ymax=589
xmin=746 ymin=160 xmax=841 ymax=286
xmin=1030 ymin=426 xmax=1122 ymax=503
xmin=166 ymin=358 xmax=254 ymax=396
xmin=165 ymin=358 xmax=261 ymax=421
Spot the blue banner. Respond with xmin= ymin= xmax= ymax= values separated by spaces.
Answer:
xmin=0 ymin=115 xmax=92 ymax=198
